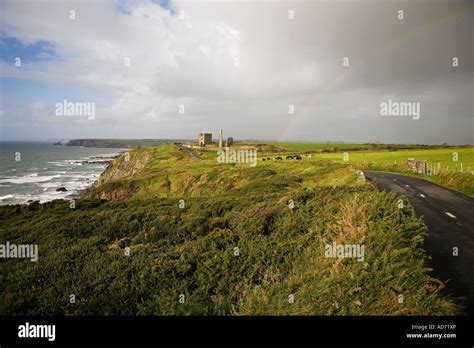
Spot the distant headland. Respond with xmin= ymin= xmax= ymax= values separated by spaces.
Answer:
xmin=65 ymin=139 xmax=185 ymax=148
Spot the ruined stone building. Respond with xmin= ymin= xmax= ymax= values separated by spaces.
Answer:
xmin=198 ymin=132 xmax=212 ymax=146
xmin=198 ymin=129 xmax=233 ymax=147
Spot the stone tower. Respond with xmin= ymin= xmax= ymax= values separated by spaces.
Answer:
xmin=198 ymin=132 xmax=212 ymax=146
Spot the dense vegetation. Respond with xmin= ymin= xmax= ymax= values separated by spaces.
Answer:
xmin=0 ymin=145 xmax=460 ymax=315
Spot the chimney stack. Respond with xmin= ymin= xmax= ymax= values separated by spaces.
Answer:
xmin=219 ymin=129 xmax=223 ymax=147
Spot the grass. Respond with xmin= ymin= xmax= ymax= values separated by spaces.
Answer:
xmin=243 ymin=141 xmax=369 ymax=152
xmin=0 ymin=144 xmax=460 ymax=315
xmin=87 ymin=144 xmax=357 ymax=201
xmin=304 ymin=148 xmax=474 ymax=196
xmin=241 ymin=141 xmax=461 ymax=153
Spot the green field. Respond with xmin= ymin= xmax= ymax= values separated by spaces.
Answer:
xmin=313 ymin=148 xmax=474 ymax=170
xmin=313 ymin=148 xmax=474 ymax=197
xmin=242 ymin=141 xmax=457 ymax=153
xmin=0 ymin=144 xmax=459 ymax=315
xmin=245 ymin=143 xmax=474 ymax=196
xmin=247 ymin=142 xmax=370 ymax=152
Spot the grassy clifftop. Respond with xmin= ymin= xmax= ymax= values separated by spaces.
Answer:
xmin=86 ymin=144 xmax=356 ymax=201
xmin=0 ymin=144 xmax=459 ymax=315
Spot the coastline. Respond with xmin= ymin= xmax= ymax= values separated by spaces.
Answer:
xmin=0 ymin=143 xmax=124 ymax=206
xmin=56 ymin=151 xmax=123 ymax=202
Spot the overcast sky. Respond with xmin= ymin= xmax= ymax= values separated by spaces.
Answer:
xmin=0 ymin=0 xmax=472 ymax=144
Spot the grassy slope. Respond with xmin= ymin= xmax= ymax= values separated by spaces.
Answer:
xmin=86 ymin=145 xmax=356 ymax=201
xmin=0 ymin=144 xmax=459 ymax=315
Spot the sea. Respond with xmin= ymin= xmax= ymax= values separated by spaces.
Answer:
xmin=0 ymin=141 xmax=125 ymax=206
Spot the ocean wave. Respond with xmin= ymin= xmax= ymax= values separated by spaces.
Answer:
xmin=0 ymin=194 xmax=13 ymax=201
xmin=0 ymin=191 xmax=70 ymax=205
xmin=48 ymin=157 xmax=114 ymax=166
xmin=0 ymin=148 xmax=113 ymax=205
xmin=0 ymin=174 xmax=61 ymax=184
xmin=46 ymin=161 xmax=70 ymax=167
xmin=85 ymin=152 xmax=120 ymax=159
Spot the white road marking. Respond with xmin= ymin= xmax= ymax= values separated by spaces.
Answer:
xmin=445 ymin=212 xmax=456 ymax=218
xmin=419 ymin=194 xmax=426 ymax=198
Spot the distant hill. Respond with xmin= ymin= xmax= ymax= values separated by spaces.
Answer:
xmin=66 ymin=139 xmax=186 ymax=148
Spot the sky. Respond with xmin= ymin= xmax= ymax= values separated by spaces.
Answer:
xmin=0 ymin=0 xmax=472 ymax=144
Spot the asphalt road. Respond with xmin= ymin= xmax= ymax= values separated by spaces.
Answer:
xmin=175 ymin=143 xmax=203 ymax=159
xmin=364 ymin=171 xmax=474 ymax=314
